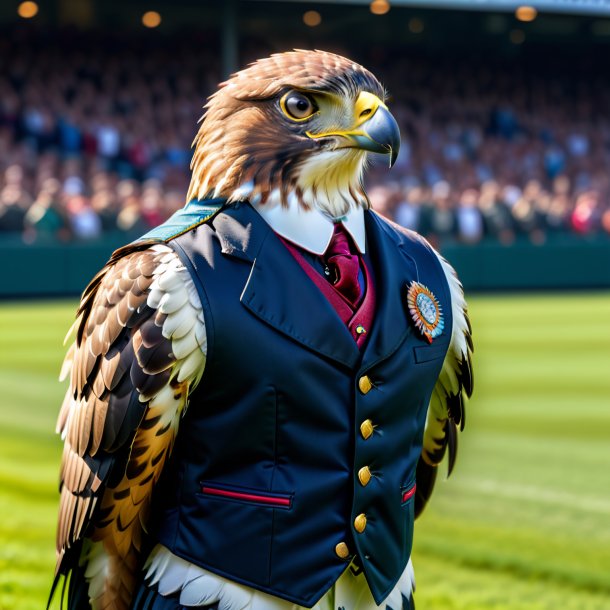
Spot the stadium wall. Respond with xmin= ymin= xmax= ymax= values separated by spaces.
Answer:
xmin=1 ymin=239 xmax=609 ymax=298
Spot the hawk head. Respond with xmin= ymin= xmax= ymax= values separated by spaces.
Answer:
xmin=187 ymin=49 xmax=400 ymax=218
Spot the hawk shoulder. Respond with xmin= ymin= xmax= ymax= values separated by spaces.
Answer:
xmin=53 ymin=242 xmax=206 ymax=609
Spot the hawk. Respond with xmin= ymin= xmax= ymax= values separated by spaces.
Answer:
xmin=51 ymin=50 xmax=473 ymax=610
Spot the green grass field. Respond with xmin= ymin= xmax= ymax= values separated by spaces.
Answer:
xmin=0 ymin=294 xmax=609 ymax=610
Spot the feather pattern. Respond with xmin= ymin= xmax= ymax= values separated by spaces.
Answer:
xmin=52 ymin=244 xmax=207 ymax=610
xmin=188 ymin=50 xmax=383 ymax=214
xmin=415 ymin=248 xmax=474 ymax=518
xmin=143 ymin=545 xmax=414 ymax=610
xmin=52 ymin=49 xmax=465 ymax=610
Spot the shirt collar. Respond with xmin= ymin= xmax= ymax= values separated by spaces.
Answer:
xmin=252 ymin=193 xmax=366 ymax=255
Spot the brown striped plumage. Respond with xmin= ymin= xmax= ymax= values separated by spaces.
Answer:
xmin=52 ymin=244 xmax=205 ymax=609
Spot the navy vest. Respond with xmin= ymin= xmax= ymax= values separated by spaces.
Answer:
xmin=151 ymin=201 xmax=452 ymax=607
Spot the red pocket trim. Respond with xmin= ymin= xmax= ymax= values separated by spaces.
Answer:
xmin=202 ymin=486 xmax=292 ymax=508
xmin=402 ymin=484 xmax=417 ymax=503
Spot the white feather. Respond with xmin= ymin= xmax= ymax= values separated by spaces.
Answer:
xmin=158 ymin=287 xmax=188 ymax=315
xmin=146 ymin=246 xmax=207 ymax=390
xmin=156 ymin=552 xmax=195 ymax=597
xmin=176 ymin=347 xmax=204 ymax=383
xmin=162 ymin=306 xmax=197 ymax=340
xmin=144 ymin=545 xmax=413 ymax=609
xmin=157 ymin=267 xmax=185 ymax=292
xmin=179 ymin=574 xmax=224 ymax=607
xmin=435 ymin=250 xmax=470 ymax=365
xmin=82 ymin=541 xmax=109 ymax=601
xmin=421 ymin=246 xmax=473 ymax=457
xmin=146 ymin=285 xmax=165 ymax=310
xmin=170 ymin=330 xmax=199 ymax=361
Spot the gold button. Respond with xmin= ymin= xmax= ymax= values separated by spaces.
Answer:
xmin=354 ymin=513 xmax=367 ymax=533
xmin=335 ymin=542 xmax=350 ymax=559
xmin=360 ymin=419 xmax=374 ymax=440
xmin=356 ymin=324 xmax=367 ymax=335
xmin=358 ymin=466 xmax=372 ymax=486
xmin=358 ymin=375 xmax=373 ymax=394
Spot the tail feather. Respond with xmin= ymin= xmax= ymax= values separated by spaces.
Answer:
xmin=67 ymin=562 xmax=92 ymax=610
xmin=446 ymin=420 xmax=458 ymax=477
xmin=414 ymin=456 xmax=437 ymax=519
xmin=415 ymin=419 xmax=458 ymax=518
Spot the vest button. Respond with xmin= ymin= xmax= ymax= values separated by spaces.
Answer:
xmin=358 ymin=466 xmax=372 ymax=486
xmin=358 ymin=375 xmax=373 ymax=394
xmin=354 ymin=513 xmax=367 ymax=533
xmin=360 ymin=419 xmax=374 ymax=440
xmin=335 ymin=542 xmax=350 ymax=559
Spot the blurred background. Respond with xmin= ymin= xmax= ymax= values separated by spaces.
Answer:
xmin=0 ymin=1 xmax=608 ymax=609
xmin=1 ymin=0 xmax=610 ymax=293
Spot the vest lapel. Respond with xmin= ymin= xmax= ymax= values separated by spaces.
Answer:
xmin=214 ymin=203 xmax=361 ymax=369
xmin=360 ymin=211 xmax=419 ymax=369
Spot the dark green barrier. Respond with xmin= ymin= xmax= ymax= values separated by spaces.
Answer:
xmin=1 ymin=235 xmax=609 ymax=297
xmin=442 ymin=239 xmax=610 ymax=290
xmin=0 ymin=236 xmax=132 ymax=298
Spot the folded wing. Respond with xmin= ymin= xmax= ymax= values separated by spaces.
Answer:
xmin=52 ymin=243 xmax=207 ymax=610
xmin=414 ymin=252 xmax=474 ymax=518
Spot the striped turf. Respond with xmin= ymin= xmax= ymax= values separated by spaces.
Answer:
xmin=0 ymin=293 xmax=608 ymax=610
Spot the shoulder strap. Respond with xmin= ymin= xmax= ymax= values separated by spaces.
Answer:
xmin=136 ymin=198 xmax=227 ymax=243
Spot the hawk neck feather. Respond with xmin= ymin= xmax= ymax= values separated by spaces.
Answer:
xmin=187 ymin=50 xmax=383 ymax=218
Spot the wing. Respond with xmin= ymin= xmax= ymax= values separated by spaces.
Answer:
xmin=414 ymin=252 xmax=474 ymax=519
xmin=51 ymin=242 xmax=207 ymax=610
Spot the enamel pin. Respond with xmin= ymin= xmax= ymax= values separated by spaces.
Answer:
xmin=406 ymin=281 xmax=444 ymax=343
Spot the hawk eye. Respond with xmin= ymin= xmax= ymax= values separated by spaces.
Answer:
xmin=281 ymin=92 xmax=316 ymax=121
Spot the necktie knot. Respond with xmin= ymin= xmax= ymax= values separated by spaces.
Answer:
xmin=324 ymin=224 xmax=362 ymax=306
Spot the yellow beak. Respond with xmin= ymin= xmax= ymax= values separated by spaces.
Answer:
xmin=306 ymin=91 xmax=401 ymax=167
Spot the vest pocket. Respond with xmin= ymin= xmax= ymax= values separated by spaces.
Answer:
xmin=401 ymin=482 xmax=417 ymax=505
xmin=192 ymin=480 xmax=289 ymax=586
xmin=200 ymin=482 xmax=293 ymax=510
xmin=399 ymin=480 xmax=417 ymax=569
xmin=413 ymin=342 xmax=448 ymax=364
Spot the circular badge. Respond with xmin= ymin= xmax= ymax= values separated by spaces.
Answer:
xmin=406 ymin=281 xmax=444 ymax=343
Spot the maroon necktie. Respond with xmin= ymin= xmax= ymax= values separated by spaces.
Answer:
xmin=324 ymin=223 xmax=362 ymax=306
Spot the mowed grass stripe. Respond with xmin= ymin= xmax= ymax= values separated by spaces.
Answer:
xmin=0 ymin=301 xmax=74 ymax=610
xmin=0 ymin=293 xmax=609 ymax=610
xmin=413 ymin=292 xmax=610 ymax=609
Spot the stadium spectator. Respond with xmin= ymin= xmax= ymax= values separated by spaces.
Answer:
xmin=66 ymin=195 xmax=103 ymax=240
xmin=456 ymin=189 xmax=484 ymax=244
xmin=394 ymin=186 xmax=422 ymax=232
xmin=23 ymin=178 xmax=70 ymax=242
xmin=0 ymin=26 xmax=608 ymax=248
xmin=477 ymin=181 xmax=515 ymax=244
xmin=425 ymin=181 xmax=457 ymax=247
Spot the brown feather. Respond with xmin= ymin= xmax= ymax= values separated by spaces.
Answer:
xmin=90 ymin=395 xmax=109 ymax=455
xmin=116 ymin=294 xmax=133 ymax=328
xmin=77 ymin=401 xmax=95 ymax=456
xmin=53 ymin=245 xmax=189 ymax=610
xmin=100 ymin=350 xmax=121 ymax=392
xmin=187 ymin=50 xmax=383 ymax=205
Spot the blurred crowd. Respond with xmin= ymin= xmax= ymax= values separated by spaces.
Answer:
xmin=0 ymin=28 xmax=218 ymax=242
xmin=1 ymin=27 xmax=610 ymax=245
xmin=367 ymin=177 xmax=607 ymax=249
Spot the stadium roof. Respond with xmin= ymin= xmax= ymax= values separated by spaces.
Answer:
xmin=256 ymin=0 xmax=610 ymax=17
